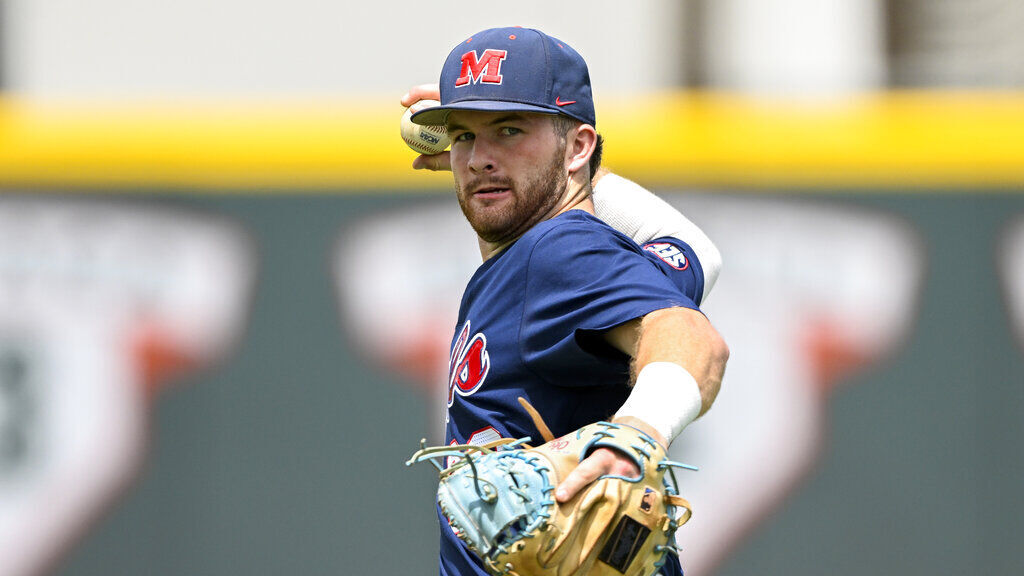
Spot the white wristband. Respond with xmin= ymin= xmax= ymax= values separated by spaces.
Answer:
xmin=614 ymin=362 xmax=702 ymax=444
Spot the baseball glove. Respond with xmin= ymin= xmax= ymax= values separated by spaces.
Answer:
xmin=406 ymin=398 xmax=695 ymax=576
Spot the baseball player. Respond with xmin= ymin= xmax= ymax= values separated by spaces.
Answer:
xmin=407 ymin=27 xmax=729 ymax=576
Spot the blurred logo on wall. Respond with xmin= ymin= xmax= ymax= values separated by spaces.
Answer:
xmin=0 ymin=198 xmax=256 ymax=576
xmin=332 ymin=194 xmax=925 ymax=575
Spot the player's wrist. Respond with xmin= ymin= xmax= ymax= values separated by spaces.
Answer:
xmin=609 ymin=416 xmax=668 ymax=448
xmin=614 ymin=361 xmax=702 ymax=445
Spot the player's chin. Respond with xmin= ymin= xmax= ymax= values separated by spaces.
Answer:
xmin=465 ymin=196 xmax=512 ymax=221
xmin=468 ymin=215 xmax=521 ymax=244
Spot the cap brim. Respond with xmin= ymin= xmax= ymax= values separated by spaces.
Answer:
xmin=410 ymin=100 xmax=559 ymax=126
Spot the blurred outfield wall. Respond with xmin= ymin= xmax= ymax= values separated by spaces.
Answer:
xmin=10 ymin=191 xmax=1020 ymax=576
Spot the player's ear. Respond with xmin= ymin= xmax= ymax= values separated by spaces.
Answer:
xmin=565 ymin=123 xmax=597 ymax=177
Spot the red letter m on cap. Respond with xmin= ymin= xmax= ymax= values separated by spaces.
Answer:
xmin=455 ymin=49 xmax=507 ymax=87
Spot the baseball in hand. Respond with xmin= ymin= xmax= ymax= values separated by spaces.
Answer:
xmin=400 ymin=100 xmax=450 ymax=155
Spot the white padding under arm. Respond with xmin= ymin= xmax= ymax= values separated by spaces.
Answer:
xmin=614 ymin=362 xmax=703 ymax=444
xmin=592 ymin=173 xmax=721 ymax=303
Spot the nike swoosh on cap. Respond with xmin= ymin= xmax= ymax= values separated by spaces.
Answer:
xmin=555 ymin=97 xmax=576 ymax=106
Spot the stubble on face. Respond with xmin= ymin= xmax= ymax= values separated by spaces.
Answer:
xmin=455 ymin=134 xmax=568 ymax=246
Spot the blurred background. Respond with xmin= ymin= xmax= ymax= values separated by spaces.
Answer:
xmin=1 ymin=1 xmax=1022 ymax=575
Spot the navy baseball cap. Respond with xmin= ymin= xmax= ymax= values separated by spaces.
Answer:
xmin=411 ymin=27 xmax=596 ymax=128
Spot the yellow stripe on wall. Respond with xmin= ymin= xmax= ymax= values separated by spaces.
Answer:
xmin=0 ymin=91 xmax=1022 ymax=192
xmin=601 ymin=91 xmax=1024 ymax=189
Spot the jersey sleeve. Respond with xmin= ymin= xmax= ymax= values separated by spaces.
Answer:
xmin=520 ymin=220 xmax=698 ymax=388
xmin=639 ymin=237 xmax=707 ymax=305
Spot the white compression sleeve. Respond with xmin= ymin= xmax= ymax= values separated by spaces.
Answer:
xmin=614 ymin=362 xmax=703 ymax=445
xmin=592 ymin=173 xmax=721 ymax=303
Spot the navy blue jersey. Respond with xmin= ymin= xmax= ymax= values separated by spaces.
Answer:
xmin=440 ymin=210 xmax=704 ymax=576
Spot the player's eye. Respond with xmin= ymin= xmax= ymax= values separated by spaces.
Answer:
xmin=499 ymin=127 xmax=522 ymax=136
xmin=453 ymin=132 xmax=474 ymax=142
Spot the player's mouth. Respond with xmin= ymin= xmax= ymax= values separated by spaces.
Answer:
xmin=470 ymin=185 xmax=513 ymax=200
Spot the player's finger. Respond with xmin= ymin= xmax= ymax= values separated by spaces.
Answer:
xmin=555 ymin=450 xmax=611 ymax=503
xmin=412 ymin=151 xmax=452 ymax=172
xmin=401 ymin=83 xmax=442 ymax=107
xmin=409 ymin=99 xmax=440 ymax=115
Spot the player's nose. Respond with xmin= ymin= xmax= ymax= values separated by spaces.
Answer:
xmin=466 ymin=140 xmax=496 ymax=174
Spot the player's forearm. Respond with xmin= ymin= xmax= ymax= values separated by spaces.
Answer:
xmin=609 ymin=307 xmax=728 ymax=446
xmin=634 ymin=307 xmax=728 ymax=416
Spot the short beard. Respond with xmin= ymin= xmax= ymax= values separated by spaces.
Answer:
xmin=455 ymin=148 xmax=568 ymax=245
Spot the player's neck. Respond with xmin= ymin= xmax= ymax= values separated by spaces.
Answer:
xmin=478 ymin=175 xmax=594 ymax=261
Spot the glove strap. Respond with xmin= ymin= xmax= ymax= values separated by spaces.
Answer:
xmin=517 ymin=396 xmax=555 ymax=443
xmin=665 ymin=494 xmax=693 ymax=525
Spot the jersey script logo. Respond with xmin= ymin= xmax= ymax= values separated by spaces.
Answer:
xmin=455 ymin=49 xmax=507 ymax=86
xmin=643 ymin=242 xmax=689 ymax=270
xmin=448 ymin=320 xmax=490 ymax=406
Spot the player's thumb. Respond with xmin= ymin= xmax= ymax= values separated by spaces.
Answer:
xmin=412 ymin=151 xmax=452 ymax=172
